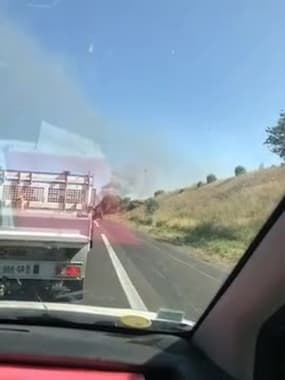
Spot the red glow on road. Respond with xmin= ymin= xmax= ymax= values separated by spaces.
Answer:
xmin=99 ymin=220 xmax=141 ymax=247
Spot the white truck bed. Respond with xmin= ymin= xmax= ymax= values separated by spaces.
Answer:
xmin=0 ymin=210 xmax=92 ymax=300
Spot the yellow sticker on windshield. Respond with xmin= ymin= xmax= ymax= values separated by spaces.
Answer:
xmin=120 ymin=315 xmax=152 ymax=329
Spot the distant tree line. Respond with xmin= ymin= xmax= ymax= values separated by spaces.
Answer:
xmin=196 ymin=165 xmax=248 ymax=188
xmin=97 ymin=111 xmax=284 ymax=217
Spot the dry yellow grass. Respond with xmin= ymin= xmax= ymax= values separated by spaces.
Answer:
xmin=128 ymin=167 xmax=285 ymax=263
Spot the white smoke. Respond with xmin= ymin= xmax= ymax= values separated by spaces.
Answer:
xmin=0 ymin=9 xmax=182 ymax=198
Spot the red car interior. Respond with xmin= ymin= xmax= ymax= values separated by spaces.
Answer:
xmin=0 ymin=365 xmax=144 ymax=380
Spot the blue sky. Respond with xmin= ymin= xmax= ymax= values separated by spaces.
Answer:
xmin=0 ymin=0 xmax=284 ymax=194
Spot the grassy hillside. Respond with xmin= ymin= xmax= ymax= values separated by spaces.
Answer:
xmin=127 ymin=167 xmax=285 ymax=263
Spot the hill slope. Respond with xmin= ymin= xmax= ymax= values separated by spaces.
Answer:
xmin=127 ymin=167 xmax=285 ymax=263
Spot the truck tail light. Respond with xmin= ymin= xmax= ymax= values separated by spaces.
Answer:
xmin=57 ymin=264 xmax=81 ymax=278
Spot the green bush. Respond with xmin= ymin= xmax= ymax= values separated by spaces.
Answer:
xmin=144 ymin=218 xmax=153 ymax=226
xmin=206 ymin=174 xmax=217 ymax=184
xmin=197 ymin=181 xmax=203 ymax=188
xmin=127 ymin=200 xmax=144 ymax=211
xmin=145 ymin=198 xmax=159 ymax=215
xmin=235 ymin=165 xmax=247 ymax=176
xmin=156 ymin=220 xmax=167 ymax=228
xmin=128 ymin=215 xmax=140 ymax=223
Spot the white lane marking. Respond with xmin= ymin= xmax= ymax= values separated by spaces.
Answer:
xmin=164 ymin=252 xmax=221 ymax=282
xmin=94 ymin=220 xmax=99 ymax=228
xmin=101 ymin=233 xmax=147 ymax=311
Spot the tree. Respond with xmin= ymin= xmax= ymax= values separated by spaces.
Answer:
xmin=154 ymin=190 xmax=165 ymax=197
xmin=235 ymin=165 xmax=247 ymax=176
xmin=206 ymin=174 xmax=217 ymax=184
xmin=145 ymin=198 xmax=159 ymax=215
xmin=264 ymin=111 xmax=285 ymax=161
xmin=197 ymin=181 xmax=203 ymax=188
xmin=144 ymin=198 xmax=159 ymax=226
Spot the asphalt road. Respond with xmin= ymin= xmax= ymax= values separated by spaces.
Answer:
xmin=84 ymin=219 xmax=229 ymax=322
xmin=0 ymin=210 xmax=229 ymax=321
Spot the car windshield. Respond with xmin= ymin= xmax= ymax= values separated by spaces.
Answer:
xmin=0 ymin=0 xmax=284 ymax=328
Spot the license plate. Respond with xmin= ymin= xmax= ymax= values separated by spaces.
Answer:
xmin=0 ymin=261 xmax=57 ymax=279
xmin=0 ymin=263 xmax=39 ymax=276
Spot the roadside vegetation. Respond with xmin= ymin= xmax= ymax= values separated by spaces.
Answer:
xmin=125 ymin=112 xmax=285 ymax=263
xmin=107 ymin=111 xmax=285 ymax=264
xmin=127 ymin=166 xmax=285 ymax=263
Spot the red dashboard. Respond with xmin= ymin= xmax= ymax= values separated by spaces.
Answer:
xmin=0 ymin=365 xmax=144 ymax=380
